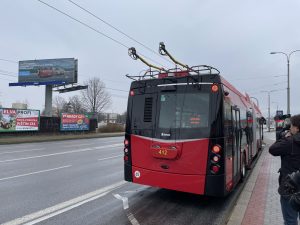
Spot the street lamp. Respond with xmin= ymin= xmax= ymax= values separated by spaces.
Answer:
xmin=250 ymin=96 xmax=259 ymax=107
xmin=270 ymin=50 xmax=300 ymax=114
xmin=261 ymin=90 xmax=280 ymax=132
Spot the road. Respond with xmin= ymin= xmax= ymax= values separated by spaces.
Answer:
xmin=0 ymin=135 xmax=267 ymax=225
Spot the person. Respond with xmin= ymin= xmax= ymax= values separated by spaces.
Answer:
xmin=269 ymin=114 xmax=300 ymax=225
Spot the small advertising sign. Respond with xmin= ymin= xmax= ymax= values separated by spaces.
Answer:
xmin=60 ymin=113 xmax=90 ymax=131
xmin=0 ymin=108 xmax=40 ymax=132
xmin=276 ymin=110 xmax=284 ymax=116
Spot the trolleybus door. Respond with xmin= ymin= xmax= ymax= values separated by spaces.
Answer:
xmin=232 ymin=107 xmax=241 ymax=182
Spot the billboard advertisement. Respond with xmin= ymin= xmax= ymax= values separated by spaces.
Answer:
xmin=60 ymin=113 xmax=90 ymax=131
xmin=0 ymin=108 xmax=40 ymax=132
xmin=18 ymin=58 xmax=78 ymax=84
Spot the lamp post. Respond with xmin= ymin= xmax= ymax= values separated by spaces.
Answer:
xmin=262 ymin=90 xmax=279 ymax=132
xmin=250 ymin=96 xmax=259 ymax=107
xmin=270 ymin=50 xmax=300 ymax=114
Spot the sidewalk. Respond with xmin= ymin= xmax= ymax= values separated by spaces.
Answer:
xmin=227 ymin=131 xmax=284 ymax=225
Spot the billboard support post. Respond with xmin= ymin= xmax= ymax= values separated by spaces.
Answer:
xmin=45 ymin=85 xmax=53 ymax=116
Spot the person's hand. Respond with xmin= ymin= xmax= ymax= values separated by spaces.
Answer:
xmin=285 ymin=131 xmax=292 ymax=138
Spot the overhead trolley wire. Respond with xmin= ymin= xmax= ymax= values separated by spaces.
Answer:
xmin=66 ymin=0 xmax=174 ymax=66
xmin=37 ymin=0 xmax=168 ymax=68
xmin=0 ymin=69 xmax=17 ymax=76
xmin=0 ymin=58 xmax=18 ymax=64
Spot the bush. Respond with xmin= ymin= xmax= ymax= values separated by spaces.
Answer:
xmin=97 ymin=123 xmax=124 ymax=133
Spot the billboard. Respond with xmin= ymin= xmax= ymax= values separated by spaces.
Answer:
xmin=18 ymin=58 xmax=78 ymax=84
xmin=0 ymin=108 xmax=40 ymax=132
xmin=60 ymin=113 xmax=90 ymax=131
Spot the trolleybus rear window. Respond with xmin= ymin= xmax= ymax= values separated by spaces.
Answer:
xmin=158 ymin=93 xmax=209 ymax=129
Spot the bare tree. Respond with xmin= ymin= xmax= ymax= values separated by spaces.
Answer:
xmin=80 ymin=77 xmax=111 ymax=115
xmin=68 ymin=95 xmax=86 ymax=114
xmin=53 ymin=96 xmax=67 ymax=116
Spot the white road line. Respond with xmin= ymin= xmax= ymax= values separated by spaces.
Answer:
xmin=98 ymin=155 xmax=123 ymax=161
xmin=63 ymin=140 xmax=122 ymax=148
xmin=0 ymin=165 xmax=72 ymax=181
xmin=0 ymin=144 xmax=122 ymax=163
xmin=24 ymin=192 xmax=109 ymax=225
xmin=62 ymin=143 xmax=98 ymax=148
xmin=113 ymin=194 xmax=129 ymax=209
xmin=0 ymin=145 xmax=37 ymax=150
xmin=2 ymin=181 xmax=126 ymax=225
xmin=114 ymin=194 xmax=140 ymax=225
xmin=127 ymin=212 xmax=141 ymax=225
xmin=0 ymin=148 xmax=45 ymax=155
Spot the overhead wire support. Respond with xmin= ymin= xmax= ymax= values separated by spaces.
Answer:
xmin=37 ymin=0 xmax=167 ymax=68
xmin=66 ymin=0 xmax=174 ymax=66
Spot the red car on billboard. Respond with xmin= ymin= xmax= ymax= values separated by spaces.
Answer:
xmin=37 ymin=68 xmax=64 ymax=78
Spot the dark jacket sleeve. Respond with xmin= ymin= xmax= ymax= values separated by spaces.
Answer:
xmin=269 ymin=137 xmax=292 ymax=156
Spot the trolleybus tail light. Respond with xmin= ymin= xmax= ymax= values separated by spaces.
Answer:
xmin=124 ymin=139 xmax=129 ymax=146
xmin=124 ymin=155 xmax=129 ymax=161
xmin=124 ymin=148 xmax=129 ymax=153
xmin=212 ymin=145 xmax=221 ymax=154
xmin=212 ymin=155 xmax=220 ymax=163
xmin=211 ymin=84 xmax=219 ymax=93
xmin=211 ymin=165 xmax=220 ymax=174
xmin=130 ymin=90 xmax=135 ymax=96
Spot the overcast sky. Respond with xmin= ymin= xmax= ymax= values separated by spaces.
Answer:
xmin=1 ymin=0 xmax=300 ymax=116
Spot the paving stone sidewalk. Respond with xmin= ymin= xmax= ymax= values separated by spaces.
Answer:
xmin=227 ymin=133 xmax=286 ymax=225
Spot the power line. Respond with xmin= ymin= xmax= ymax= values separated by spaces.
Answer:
xmin=247 ymin=88 xmax=286 ymax=95
xmin=0 ymin=69 xmax=17 ymax=76
xmin=105 ymin=87 xmax=128 ymax=92
xmin=234 ymin=75 xmax=286 ymax=81
xmin=111 ymin=94 xmax=128 ymax=99
xmin=0 ymin=58 xmax=18 ymax=64
xmin=37 ymin=0 xmax=167 ymax=68
xmin=0 ymin=72 xmax=17 ymax=78
xmin=245 ymin=82 xmax=286 ymax=92
xmin=0 ymin=76 xmax=15 ymax=82
xmin=66 ymin=0 xmax=174 ymax=66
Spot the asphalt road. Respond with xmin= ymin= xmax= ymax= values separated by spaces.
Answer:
xmin=0 ymin=135 xmax=268 ymax=225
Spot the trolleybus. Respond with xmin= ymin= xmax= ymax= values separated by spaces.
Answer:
xmin=123 ymin=43 xmax=264 ymax=197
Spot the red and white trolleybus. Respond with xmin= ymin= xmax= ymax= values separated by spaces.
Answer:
xmin=123 ymin=43 xmax=264 ymax=197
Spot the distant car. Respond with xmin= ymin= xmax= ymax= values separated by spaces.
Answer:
xmin=38 ymin=69 xmax=53 ymax=78
xmin=38 ymin=68 xmax=64 ymax=78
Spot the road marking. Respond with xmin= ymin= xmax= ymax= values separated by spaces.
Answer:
xmin=0 ymin=165 xmax=72 ymax=181
xmin=62 ymin=143 xmax=97 ymax=148
xmin=98 ymin=155 xmax=123 ymax=161
xmin=0 ymin=144 xmax=37 ymax=150
xmin=0 ymin=144 xmax=122 ymax=163
xmin=113 ymin=194 xmax=129 ymax=209
xmin=63 ymin=140 xmax=122 ymax=148
xmin=114 ymin=194 xmax=140 ymax=225
xmin=0 ymin=148 xmax=45 ymax=155
xmin=2 ymin=180 xmax=126 ymax=225
xmin=24 ymin=192 xmax=109 ymax=225
xmin=127 ymin=212 xmax=140 ymax=225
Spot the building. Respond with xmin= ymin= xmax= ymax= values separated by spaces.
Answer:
xmin=12 ymin=103 xmax=28 ymax=109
